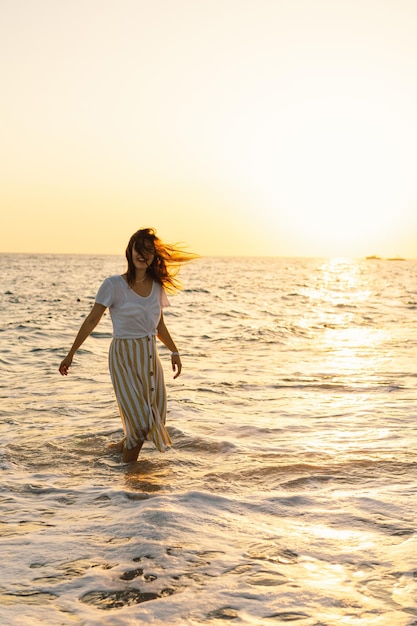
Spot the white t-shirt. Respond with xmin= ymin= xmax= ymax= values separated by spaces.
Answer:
xmin=95 ymin=275 xmax=170 ymax=339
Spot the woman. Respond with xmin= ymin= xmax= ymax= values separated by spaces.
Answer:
xmin=59 ymin=228 xmax=196 ymax=463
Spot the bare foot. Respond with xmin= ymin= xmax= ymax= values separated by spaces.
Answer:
xmin=106 ymin=438 xmax=126 ymax=453
xmin=122 ymin=441 xmax=144 ymax=463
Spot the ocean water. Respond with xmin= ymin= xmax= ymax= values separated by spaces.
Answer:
xmin=1 ymin=253 xmax=417 ymax=626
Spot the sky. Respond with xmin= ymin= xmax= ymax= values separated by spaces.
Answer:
xmin=2 ymin=0 xmax=417 ymax=258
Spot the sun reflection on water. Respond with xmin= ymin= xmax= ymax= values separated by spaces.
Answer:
xmin=302 ymin=258 xmax=391 ymax=378
xmin=304 ymin=257 xmax=373 ymax=305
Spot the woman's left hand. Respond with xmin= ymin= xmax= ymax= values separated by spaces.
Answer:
xmin=171 ymin=353 xmax=182 ymax=379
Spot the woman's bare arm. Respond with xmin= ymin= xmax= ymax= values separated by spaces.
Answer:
xmin=157 ymin=311 xmax=182 ymax=378
xmin=59 ymin=303 xmax=107 ymax=375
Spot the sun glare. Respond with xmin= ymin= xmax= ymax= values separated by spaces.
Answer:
xmin=247 ymin=96 xmax=417 ymax=256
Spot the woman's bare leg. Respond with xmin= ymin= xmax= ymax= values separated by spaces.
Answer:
xmin=122 ymin=441 xmax=144 ymax=463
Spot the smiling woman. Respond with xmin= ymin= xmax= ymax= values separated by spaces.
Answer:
xmin=59 ymin=228 xmax=197 ymax=463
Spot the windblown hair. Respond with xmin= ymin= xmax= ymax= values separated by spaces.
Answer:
xmin=125 ymin=228 xmax=198 ymax=293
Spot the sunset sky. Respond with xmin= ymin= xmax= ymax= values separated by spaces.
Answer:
xmin=2 ymin=0 xmax=417 ymax=258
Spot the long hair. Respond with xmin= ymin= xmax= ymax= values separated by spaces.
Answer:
xmin=125 ymin=228 xmax=198 ymax=293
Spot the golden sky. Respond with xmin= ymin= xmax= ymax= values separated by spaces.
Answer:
xmin=2 ymin=0 xmax=417 ymax=257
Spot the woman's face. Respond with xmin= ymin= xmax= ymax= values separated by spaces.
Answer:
xmin=132 ymin=242 xmax=155 ymax=269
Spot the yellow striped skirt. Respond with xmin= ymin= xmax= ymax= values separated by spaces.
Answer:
xmin=108 ymin=335 xmax=172 ymax=452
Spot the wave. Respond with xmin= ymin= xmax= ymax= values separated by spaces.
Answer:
xmin=271 ymin=380 xmax=404 ymax=393
xmin=167 ymin=427 xmax=238 ymax=454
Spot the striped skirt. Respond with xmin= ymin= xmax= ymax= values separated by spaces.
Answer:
xmin=108 ymin=335 xmax=172 ymax=452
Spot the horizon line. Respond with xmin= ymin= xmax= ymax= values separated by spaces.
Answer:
xmin=0 ymin=251 xmax=413 ymax=261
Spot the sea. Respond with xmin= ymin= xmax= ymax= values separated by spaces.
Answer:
xmin=1 ymin=253 xmax=417 ymax=626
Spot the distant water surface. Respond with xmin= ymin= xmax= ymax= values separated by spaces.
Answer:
xmin=0 ymin=253 xmax=417 ymax=625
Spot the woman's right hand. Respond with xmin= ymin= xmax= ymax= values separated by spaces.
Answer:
xmin=58 ymin=303 xmax=106 ymax=377
xmin=59 ymin=354 xmax=73 ymax=376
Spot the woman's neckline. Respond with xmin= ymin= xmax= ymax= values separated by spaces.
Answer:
xmin=120 ymin=274 xmax=154 ymax=299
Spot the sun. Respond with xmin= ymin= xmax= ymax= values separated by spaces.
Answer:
xmin=246 ymin=95 xmax=417 ymax=257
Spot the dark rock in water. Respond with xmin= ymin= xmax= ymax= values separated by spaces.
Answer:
xmin=119 ymin=567 xmax=144 ymax=581
xmin=80 ymin=588 xmax=159 ymax=610
xmin=207 ymin=606 xmax=238 ymax=620
xmin=265 ymin=612 xmax=310 ymax=621
xmin=160 ymin=587 xmax=175 ymax=596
